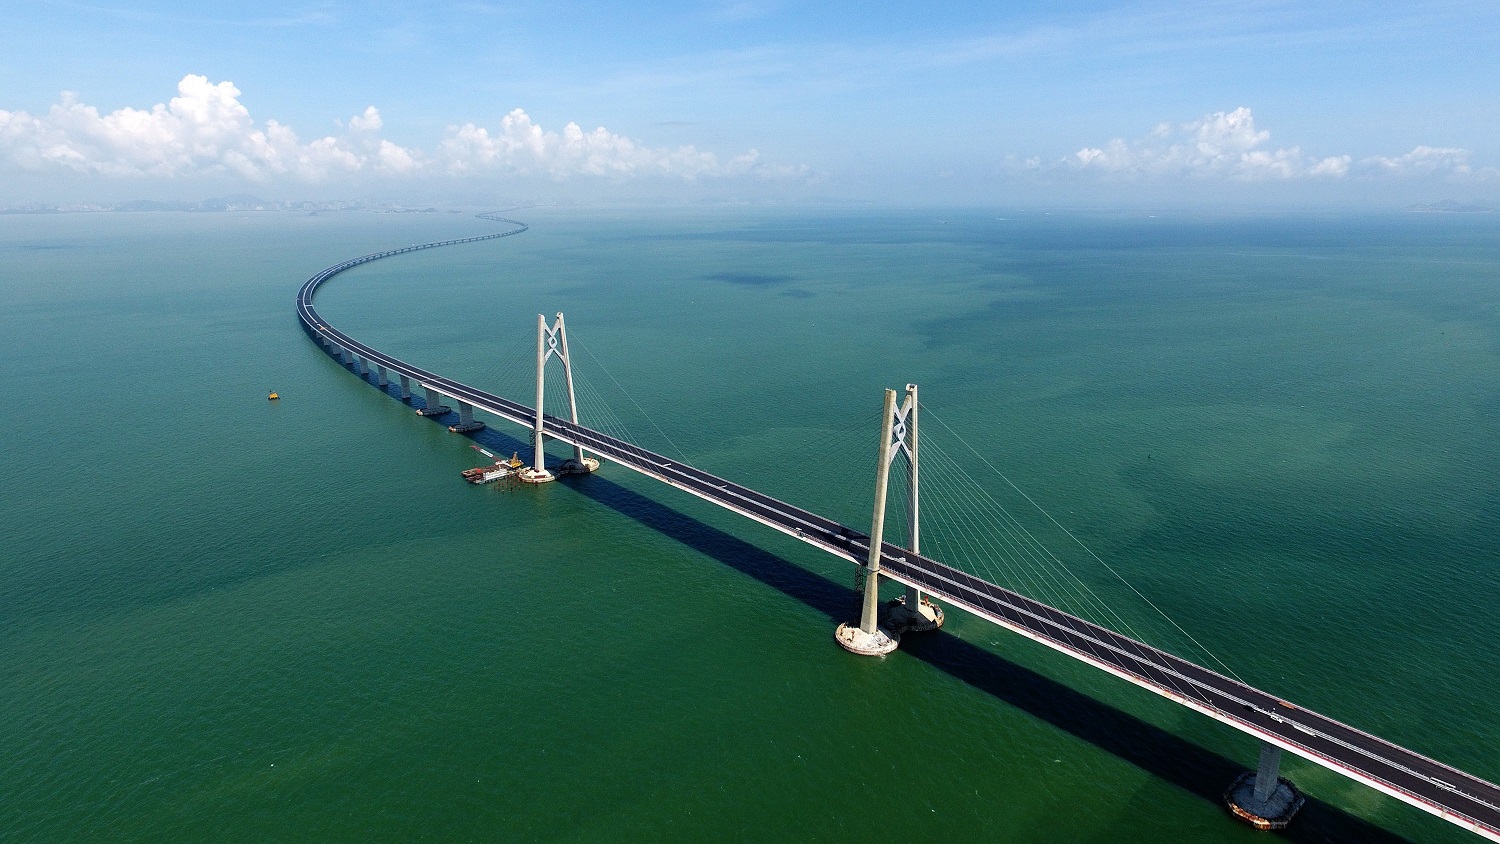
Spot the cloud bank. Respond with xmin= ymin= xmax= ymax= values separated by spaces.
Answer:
xmin=1066 ymin=106 xmax=1490 ymax=184
xmin=0 ymin=75 xmax=802 ymax=186
xmin=1 ymin=79 xmax=1490 ymax=205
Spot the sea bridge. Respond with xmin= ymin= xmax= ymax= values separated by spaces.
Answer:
xmin=297 ymin=215 xmax=1500 ymax=840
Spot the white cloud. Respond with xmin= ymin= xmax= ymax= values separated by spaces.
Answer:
xmin=1362 ymin=145 xmax=1473 ymax=176
xmin=438 ymin=109 xmax=721 ymax=178
xmin=1062 ymin=107 xmax=1500 ymax=186
xmin=0 ymin=75 xmax=801 ymax=186
xmin=1069 ymin=107 xmax=1350 ymax=181
xmin=434 ymin=108 xmax=806 ymax=181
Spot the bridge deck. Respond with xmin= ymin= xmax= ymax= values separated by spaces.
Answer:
xmin=297 ymin=219 xmax=1500 ymax=841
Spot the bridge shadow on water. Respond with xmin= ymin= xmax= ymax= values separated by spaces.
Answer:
xmin=347 ymin=355 xmax=1411 ymax=843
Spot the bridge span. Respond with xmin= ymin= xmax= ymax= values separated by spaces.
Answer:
xmin=298 ymin=215 xmax=1500 ymax=840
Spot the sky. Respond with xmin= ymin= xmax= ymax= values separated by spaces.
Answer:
xmin=1 ymin=0 xmax=1497 ymax=207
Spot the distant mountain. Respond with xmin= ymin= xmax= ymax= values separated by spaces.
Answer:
xmin=194 ymin=194 xmax=271 ymax=211
xmin=1410 ymin=199 xmax=1494 ymax=213
xmin=113 ymin=199 xmax=198 ymax=212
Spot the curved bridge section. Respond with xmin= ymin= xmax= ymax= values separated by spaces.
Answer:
xmin=298 ymin=215 xmax=1500 ymax=841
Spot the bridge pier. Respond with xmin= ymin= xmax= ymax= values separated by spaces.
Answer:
xmin=376 ymin=365 xmax=388 ymax=387
xmin=519 ymin=312 xmax=598 ymax=483
xmin=399 ymin=375 xmax=411 ymax=400
xmin=416 ymin=386 xmax=450 ymax=417
xmin=887 ymin=382 xmax=943 ymax=634
xmin=837 ymin=388 xmax=900 ymax=656
xmin=840 ymin=384 xmax=942 ymax=654
xmin=357 ymin=356 xmax=370 ymax=377
xmin=1225 ymin=742 xmax=1304 ymax=830
xmin=448 ymin=401 xmax=485 ymax=433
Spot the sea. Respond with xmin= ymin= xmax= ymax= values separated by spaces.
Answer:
xmin=1 ymin=206 xmax=1497 ymax=842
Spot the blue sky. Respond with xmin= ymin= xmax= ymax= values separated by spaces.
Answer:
xmin=2 ymin=0 xmax=1496 ymax=206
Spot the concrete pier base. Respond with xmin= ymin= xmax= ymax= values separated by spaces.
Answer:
xmin=835 ymin=623 xmax=899 ymax=656
xmin=399 ymin=375 xmax=411 ymax=400
xmin=516 ymin=467 xmax=557 ymax=484
xmin=558 ymin=456 xmax=601 ymax=475
xmin=357 ymin=357 xmax=370 ymax=376
xmin=1225 ymin=772 xmax=1304 ymax=830
xmin=887 ymin=592 xmax=945 ymax=633
xmin=376 ymin=366 xmax=388 ymax=387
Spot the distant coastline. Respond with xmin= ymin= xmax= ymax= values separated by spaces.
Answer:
xmin=1408 ymin=199 xmax=1495 ymax=213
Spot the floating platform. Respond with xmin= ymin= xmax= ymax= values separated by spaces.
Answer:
xmin=447 ymin=421 xmax=485 ymax=433
xmin=416 ymin=405 xmax=451 ymax=417
xmin=461 ymin=463 xmax=516 ymax=484
xmin=1224 ymin=771 xmax=1305 ymax=830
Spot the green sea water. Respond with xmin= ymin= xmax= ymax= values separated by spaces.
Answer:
xmin=2 ymin=207 xmax=1498 ymax=842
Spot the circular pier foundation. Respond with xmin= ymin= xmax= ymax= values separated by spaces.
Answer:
xmin=517 ymin=467 xmax=557 ymax=484
xmin=835 ymin=623 xmax=898 ymax=656
xmin=1224 ymin=772 xmax=1305 ymax=830
xmin=560 ymin=456 xmax=601 ymax=475
xmin=887 ymin=595 xmax=945 ymax=633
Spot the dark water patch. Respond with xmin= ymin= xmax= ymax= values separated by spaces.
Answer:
xmin=705 ymin=271 xmax=795 ymax=288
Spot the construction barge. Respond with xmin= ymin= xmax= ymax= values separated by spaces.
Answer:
xmin=462 ymin=446 xmax=524 ymax=484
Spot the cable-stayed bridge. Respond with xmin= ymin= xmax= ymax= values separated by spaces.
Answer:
xmin=297 ymin=215 xmax=1500 ymax=840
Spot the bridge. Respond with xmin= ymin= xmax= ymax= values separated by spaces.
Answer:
xmin=297 ymin=214 xmax=1500 ymax=840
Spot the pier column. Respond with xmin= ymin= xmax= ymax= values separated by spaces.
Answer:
xmin=1254 ymin=744 xmax=1282 ymax=802
xmin=1225 ymin=741 xmax=1304 ymax=830
xmin=532 ymin=314 xmax=551 ymax=478
xmin=357 ymin=356 xmax=370 ymax=376
xmin=446 ymin=401 xmax=485 ymax=433
xmin=417 ymin=386 xmax=450 ymax=417
xmin=835 ymin=388 xmax=899 ymax=655
xmin=554 ymin=313 xmax=587 ymax=470
xmin=399 ymin=375 xmax=411 ymax=399
xmin=891 ymin=383 xmax=942 ymax=633
xmin=377 ymin=366 xmax=388 ymax=387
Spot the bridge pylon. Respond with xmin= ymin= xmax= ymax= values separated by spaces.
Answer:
xmin=518 ymin=312 xmax=600 ymax=484
xmin=837 ymin=383 xmax=943 ymax=656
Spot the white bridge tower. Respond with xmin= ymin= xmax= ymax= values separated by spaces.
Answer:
xmin=518 ymin=312 xmax=600 ymax=483
xmin=836 ymin=383 xmax=944 ymax=655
